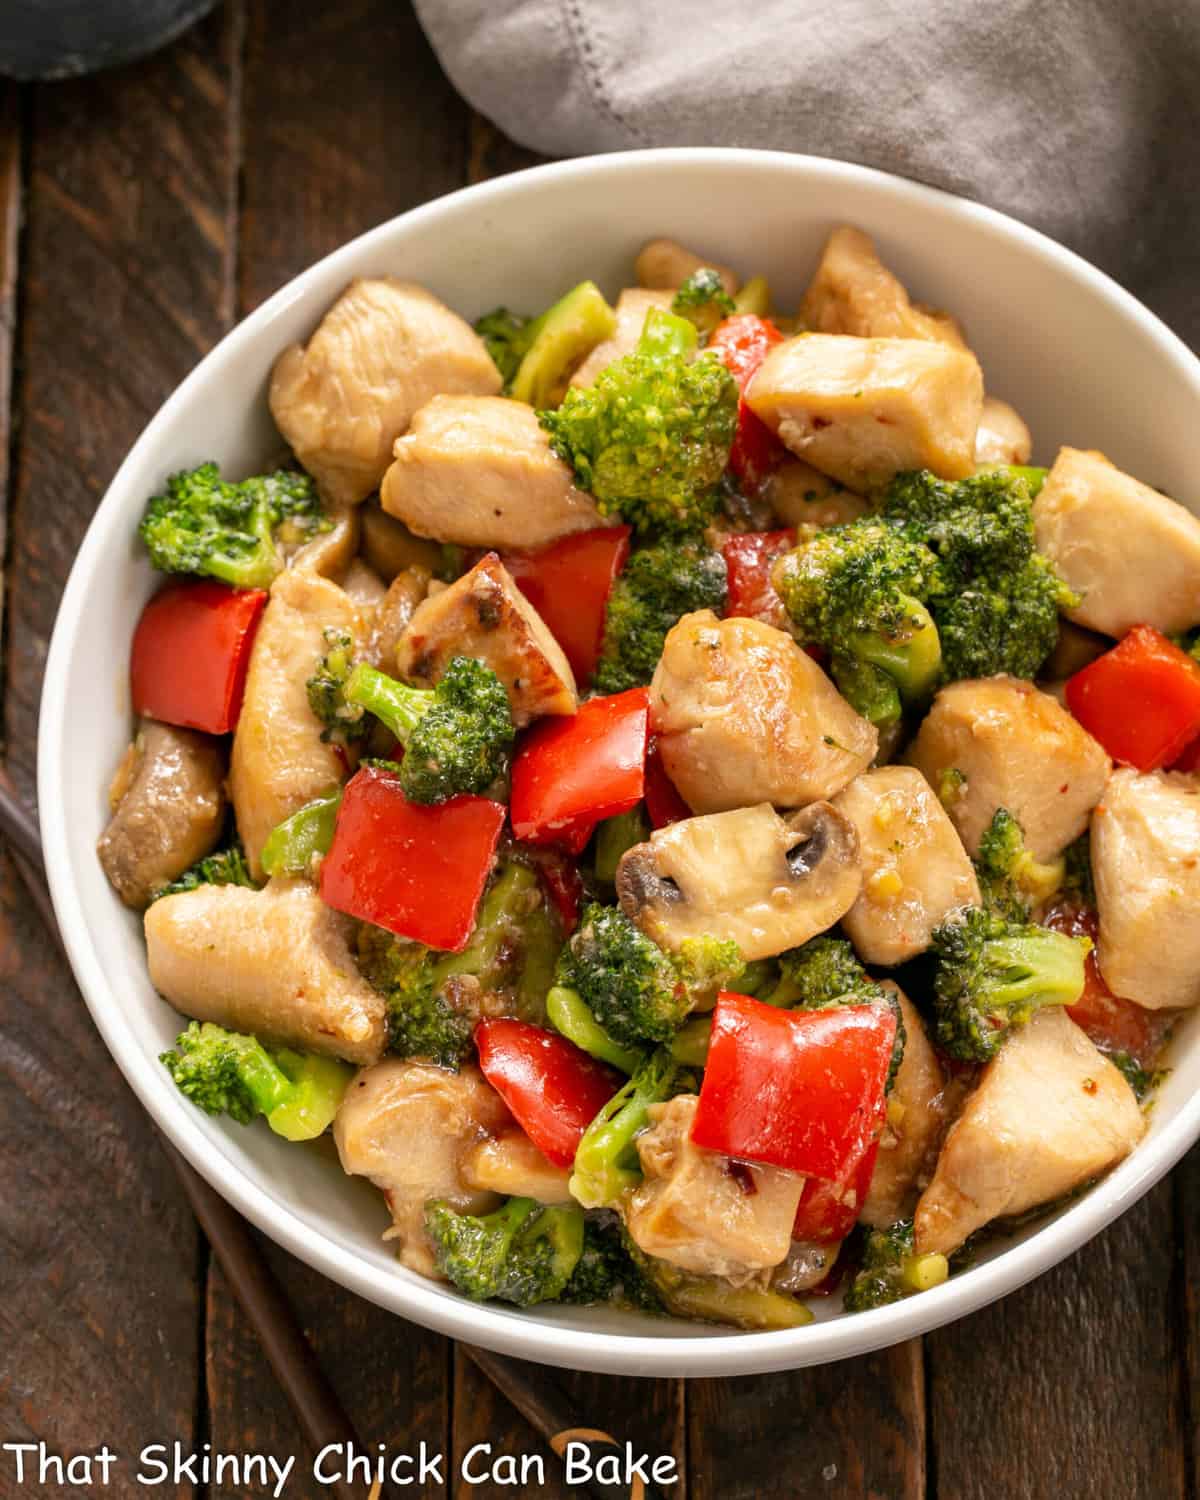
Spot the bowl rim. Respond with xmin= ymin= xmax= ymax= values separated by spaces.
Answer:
xmin=38 ymin=145 xmax=1200 ymax=1377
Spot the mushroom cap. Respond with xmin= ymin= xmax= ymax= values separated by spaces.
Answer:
xmin=616 ymin=801 xmax=862 ymax=962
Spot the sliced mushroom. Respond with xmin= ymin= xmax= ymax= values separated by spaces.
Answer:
xmin=616 ymin=801 xmax=861 ymax=962
xmin=366 ymin=565 xmax=432 ymax=669
xmin=359 ymin=498 xmax=444 ymax=582
xmin=97 ymin=720 xmax=226 ymax=909
xmin=289 ymin=502 xmax=360 ymax=579
xmin=635 ymin=238 xmax=740 ymax=295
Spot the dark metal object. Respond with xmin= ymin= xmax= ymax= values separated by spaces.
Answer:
xmin=0 ymin=0 xmax=217 ymax=81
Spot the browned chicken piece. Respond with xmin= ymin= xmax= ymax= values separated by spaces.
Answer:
xmin=334 ymin=1060 xmax=510 ymax=1276
xmin=97 ymin=720 xmax=226 ymax=909
xmin=289 ymin=503 xmax=360 ymax=578
xmin=1092 ymin=769 xmax=1200 ymax=1010
xmin=570 ymin=287 xmax=673 ymax=387
xmin=380 ymin=395 xmax=604 ymax=551
xmin=746 ymin=334 xmax=984 ymax=490
xmin=635 ymin=238 xmax=740 ymax=295
xmin=396 ymin=552 xmax=576 ymax=726
xmin=762 ymin=458 xmax=868 ymax=531
xmin=862 ymin=987 xmax=948 ymax=1227
xmin=461 ymin=1131 xmax=573 ymax=1204
xmin=832 ymin=767 xmax=981 ymax=966
xmin=269 ymin=278 xmax=501 ymax=506
xmin=365 ymin=565 xmax=431 ymax=668
xmin=800 ymin=226 xmax=967 ymax=348
xmin=1034 ymin=447 xmax=1200 ymax=636
xmin=145 ymin=878 xmax=387 ymax=1066
xmin=617 ymin=801 xmax=861 ymax=962
xmin=914 ymin=1008 xmax=1145 ymax=1256
xmin=974 ymin=395 xmax=1032 ymax=465
xmin=230 ymin=567 xmax=364 ymax=877
xmin=624 ymin=1096 xmax=804 ymax=1280
xmin=907 ymin=675 xmax=1111 ymax=861
xmin=651 ymin=611 xmax=876 ymax=814
xmin=359 ymin=498 xmax=444 ymax=581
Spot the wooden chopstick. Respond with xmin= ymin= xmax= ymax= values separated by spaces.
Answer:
xmin=0 ymin=769 xmax=670 ymax=1500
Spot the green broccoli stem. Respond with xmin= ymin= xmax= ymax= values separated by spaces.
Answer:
xmin=637 ymin=306 xmax=699 ymax=362
xmin=268 ymin=1051 xmax=355 ymax=1141
xmin=732 ymin=275 xmax=771 ymax=317
xmin=260 ymin=788 xmax=343 ymax=878
xmin=984 ymin=929 xmax=1089 ymax=1010
xmin=547 ymin=985 xmax=646 ymax=1074
xmin=831 ymin=654 xmax=903 ymax=729
xmin=569 ymin=1048 xmax=682 ymax=1208
xmin=592 ymin=807 xmax=649 ymax=883
xmin=343 ymin=662 xmax=430 ymax=742
xmin=850 ymin=593 xmax=943 ymax=701
xmin=669 ymin=1014 xmax=711 ymax=1066
xmin=623 ymin=1236 xmax=813 ymax=1329
xmin=509 ymin=281 xmax=618 ymax=408
xmin=433 ymin=865 xmax=541 ymax=990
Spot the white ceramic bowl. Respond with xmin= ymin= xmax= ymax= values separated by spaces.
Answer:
xmin=39 ymin=148 xmax=1200 ymax=1377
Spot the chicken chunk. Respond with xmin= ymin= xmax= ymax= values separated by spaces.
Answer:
xmin=395 ymin=552 xmax=576 ymax=726
xmin=145 ymin=878 xmax=387 ymax=1066
xmin=746 ymin=334 xmax=984 ymax=490
xmin=635 ymin=238 xmax=739 ymax=295
xmin=1092 ymin=769 xmax=1200 ymax=1010
xmin=762 ymin=458 xmax=868 ymax=531
xmin=800 ymin=226 xmax=967 ymax=348
xmin=625 ymin=1096 xmax=803 ymax=1281
xmin=381 ymin=395 xmax=603 ymax=551
xmin=650 ymin=611 xmax=877 ymax=814
xmin=229 ymin=567 xmax=362 ymax=877
xmin=862 ymin=987 xmax=947 ymax=1227
xmin=97 ymin=720 xmax=226 ymax=909
xmin=832 ymin=767 xmax=980 ymax=966
xmin=461 ymin=1131 xmax=573 ymax=1204
xmin=975 ymin=396 xmax=1032 ymax=466
xmin=907 ymin=675 xmax=1111 ymax=860
xmin=334 ymin=1060 xmax=510 ymax=1276
xmin=914 ymin=1007 xmax=1144 ymax=1256
xmin=269 ymin=278 xmax=501 ymax=506
xmin=1034 ymin=447 xmax=1200 ymax=637
xmin=570 ymin=287 xmax=673 ymax=387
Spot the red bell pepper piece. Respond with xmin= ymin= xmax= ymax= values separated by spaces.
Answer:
xmin=503 ymin=527 xmax=632 ymax=685
xmin=643 ymin=737 xmax=691 ymax=828
xmin=1044 ymin=903 xmax=1172 ymax=1069
xmin=475 ymin=1018 xmax=621 ymax=1168
xmin=1065 ymin=625 xmax=1200 ymax=770
xmin=130 ymin=579 xmax=267 ymax=735
xmin=708 ymin=314 xmax=787 ymax=492
xmin=510 ymin=688 xmax=650 ymax=853
xmin=692 ymin=992 xmax=896 ymax=1179
xmin=521 ymin=847 xmax=585 ymax=934
xmin=1173 ymin=735 xmax=1200 ymax=773
xmin=791 ymin=1138 xmax=881 ymax=1245
xmin=722 ymin=528 xmax=797 ymax=627
xmin=319 ymin=766 xmax=504 ymax=951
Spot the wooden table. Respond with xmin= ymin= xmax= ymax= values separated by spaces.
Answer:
xmin=0 ymin=7 xmax=1195 ymax=1497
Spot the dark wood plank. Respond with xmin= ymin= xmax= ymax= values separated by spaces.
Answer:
xmin=0 ymin=7 xmax=242 ymax=1485
xmin=927 ymin=1180 xmax=1187 ymax=1500
xmin=466 ymin=114 xmax=549 ymax=184
xmin=0 ymin=83 xmax=19 ymax=660
xmin=1176 ymin=1148 xmax=1200 ymax=1497
xmin=689 ymin=1339 xmax=924 ymax=1500
xmin=451 ymin=1345 xmax=687 ymax=1498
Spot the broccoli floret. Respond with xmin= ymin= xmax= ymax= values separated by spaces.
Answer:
xmin=154 ymin=842 xmax=258 ymax=900
xmin=1110 ymin=1051 xmax=1167 ymax=1104
xmin=842 ymin=1219 xmax=949 ymax=1312
xmin=555 ymin=903 xmax=742 ymax=1048
xmin=622 ymin=1233 xmax=813 ymax=1329
xmin=670 ymin=267 xmax=736 ymax=336
xmin=343 ymin=656 xmax=514 ymax=804
xmin=358 ymin=863 xmax=561 ymax=1066
xmin=474 ymin=307 xmax=534 ymax=386
xmin=424 ymin=1196 xmax=585 ymax=1306
xmin=306 ymin=627 xmax=371 ymax=745
xmin=570 ymin=1048 xmax=695 ymax=1208
xmin=160 ymin=1022 xmax=351 ymax=1140
xmin=976 ymin=808 xmax=1065 ymax=917
xmin=139 ymin=462 xmax=328 ymax=589
xmin=760 ymin=935 xmax=906 ymax=1090
xmin=539 ymin=307 xmax=738 ymax=536
xmin=928 ymin=906 xmax=1090 ymax=1062
xmin=772 ymin=520 xmax=943 ymax=728
xmin=1060 ymin=832 xmax=1097 ymax=910
xmin=594 ymin=540 xmax=728 ymax=692
xmin=561 ymin=1214 xmax=664 ymax=1312
xmin=882 ymin=469 xmax=1076 ymax=683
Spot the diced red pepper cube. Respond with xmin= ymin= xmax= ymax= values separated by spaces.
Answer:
xmin=722 ymin=528 xmax=797 ymax=627
xmin=1065 ymin=625 xmax=1200 ymax=770
xmin=643 ymin=736 xmax=691 ymax=828
xmin=503 ymin=526 xmax=632 ymax=685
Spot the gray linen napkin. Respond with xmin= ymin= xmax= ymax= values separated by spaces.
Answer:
xmin=413 ymin=0 xmax=1200 ymax=345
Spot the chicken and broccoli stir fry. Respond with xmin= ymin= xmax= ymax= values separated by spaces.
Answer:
xmin=100 ymin=225 xmax=1200 ymax=1329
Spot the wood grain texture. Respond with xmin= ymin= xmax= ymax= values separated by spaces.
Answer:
xmin=927 ymin=1180 xmax=1187 ymax=1500
xmin=0 ymin=83 xmax=20 ymax=671
xmin=1176 ymin=1152 xmax=1200 ymax=1499
xmin=0 ymin=8 xmax=241 ymax=1489
xmin=688 ymin=1339 xmax=924 ymax=1500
